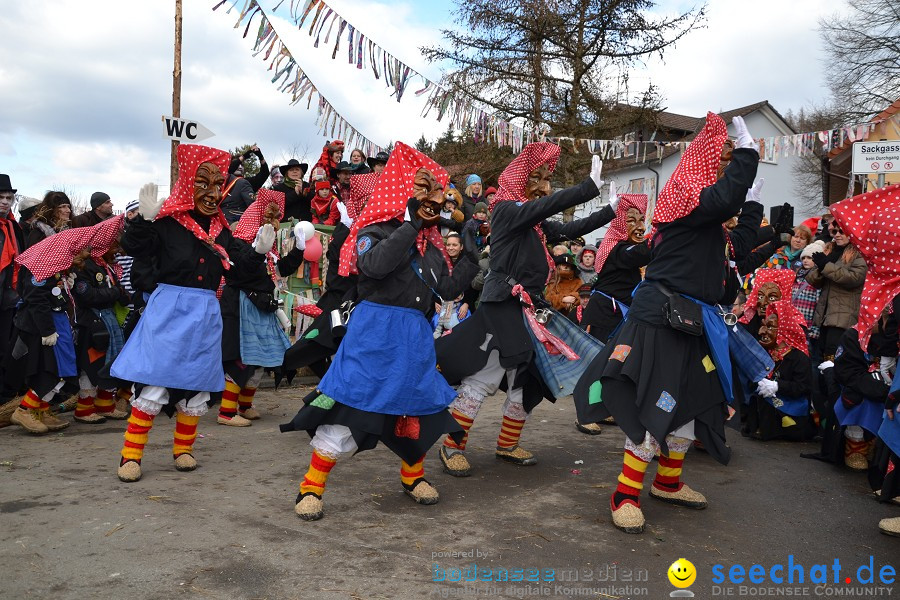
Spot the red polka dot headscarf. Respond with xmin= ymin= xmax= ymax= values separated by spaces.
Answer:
xmin=739 ymin=268 xmax=796 ymax=324
xmin=830 ymin=183 xmax=900 ymax=349
xmin=653 ymin=112 xmax=729 ymax=225
xmin=157 ymin=143 xmax=233 ymax=269
xmin=595 ymin=194 xmax=648 ymax=273
xmin=17 ymin=222 xmax=106 ymax=281
xmin=766 ymin=299 xmax=809 ymax=356
xmin=89 ymin=214 xmax=126 ymax=278
xmin=348 ymin=173 xmax=379 ymax=221
xmin=338 ymin=142 xmax=450 ymax=277
xmin=233 ymin=189 xmax=285 ymax=244
xmin=491 ymin=142 xmax=562 ymax=282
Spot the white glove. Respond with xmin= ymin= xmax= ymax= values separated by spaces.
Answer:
xmin=880 ymin=356 xmax=896 ymax=385
xmin=65 ymin=272 xmax=77 ymax=288
xmin=336 ymin=201 xmax=352 ymax=228
xmin=732 ymin=116 xmax=759 ymax=152
xmin=589 ymin=155 xmax=604 ymax=191
xmin=756 ymin=379 xmax=778 ymax=398
xmin=746 ymin=178 xmax=764 ymax=203
xmin=138 ymin=182 xmax=162 ymax=220
xmin=818 ymin=360 xmax=834 ymax=373
xmin=607 ymin=180 xmax=619 ymax=211
xmin=253 ymin=224 xmax=276 ymax=254
xmin=292 ymin=223 xmax=306 ymax=251
xmin=41 ymin=332 xmax=59 ymax=347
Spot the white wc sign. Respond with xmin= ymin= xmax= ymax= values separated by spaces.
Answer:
xmin=162 ymin=115 xmax=215 ymax=142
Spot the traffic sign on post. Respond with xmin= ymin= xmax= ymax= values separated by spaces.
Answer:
xmin=162 ymin=115 xmax=215 ymax=143
xmin=852 ymin=141 xmax=900 ymax=174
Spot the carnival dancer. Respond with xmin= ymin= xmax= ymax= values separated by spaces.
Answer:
xmin=282 ymin=173 xmax=375 ymax=378
xmin=71 ymin=215 xmax=130 ymax=423
xmin=582 ymin=187 xmax=649 ymax=342
xmin=280 ymin=142 xmax=478 ymax=521
xmin=7 ymin=225 xmax=109 ymax=434
xmin=111 ymin=144 xmax=274 ymax=483
xmin=573 ymin=113 xmax=760 ymax=533
xmin=217 ymin=189 xmax=304 ymax=426
xmin=434 ymin=143 xmax=615 ymax=477
xmin=738 ymin=267 xmax=796 ymax=338
xmin=745 ymin=300 xmax=813 ymax=441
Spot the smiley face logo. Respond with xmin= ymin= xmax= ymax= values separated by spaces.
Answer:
xmin=668 ymin=558 xmax=696 ymax=588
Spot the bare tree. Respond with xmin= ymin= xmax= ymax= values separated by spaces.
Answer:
xmin=820 ymin=0 xmax=900 ymax=120
xmin=785 ymin=105 xmax=846 ymax=214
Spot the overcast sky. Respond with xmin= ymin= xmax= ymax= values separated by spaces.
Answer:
xmin=0 ymin=0 xmax=844 ymax=210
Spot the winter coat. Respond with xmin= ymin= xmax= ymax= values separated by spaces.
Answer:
xmin=806 ymin=250 xmax=867 ymax=330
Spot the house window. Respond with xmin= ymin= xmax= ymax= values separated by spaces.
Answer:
xmin=758 ymin=139 xmax=778 ymax=165
xmin=628 ymin=178 xmax=645 ymax=194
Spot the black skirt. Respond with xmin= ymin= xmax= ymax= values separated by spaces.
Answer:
xmin=5 ymin=330 xmax=76 ymax=399
xmin=743 ymin=395 xmax=814 ymax=442
xmin=573 ymin=317 xmax=732 ymax=464
xmin=282 ymin=311 xmax=342 ymax=371
xmin=869 ymin=442 xmax=899 ymax=502
xmin=280 ymin=389 xmax=464 ymax=465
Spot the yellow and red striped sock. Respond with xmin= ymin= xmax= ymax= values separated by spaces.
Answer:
xmin=173 ymin=412 xmax=200 ymax=458
xmin=300 ymin=450 xmax=337 ymax=497
xmin=94 ymin=389 xmax=116 ymax=415
xmin=218 ymin=380 xmax=241 ymax=420
xmin=613 ymin=449 xmax=650 ymax=509
xmin=19 ymin=390 xmax=41 ymax=411
xmin=443 ymin=409 xmax=474 ymax=451
xmin=238 ymin=387 xmax=257 ymax=412
xmin=496 ymin=415 xmax=525 ymax=449
xmin=74 ymin=393 xmax=96 ymax=418
xmin=845 ymin=438 xmax=868 ymax=457
xmin=652 ymin=449 xmax=686 ymax=492
xmin=400 ymin=455 xmax=426 ymax=487
xmin=121 ymin=407 xmax=155 ymax=463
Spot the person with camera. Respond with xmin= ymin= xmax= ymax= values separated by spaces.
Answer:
xmin=573 ymin=113 xmax=759 ymax=534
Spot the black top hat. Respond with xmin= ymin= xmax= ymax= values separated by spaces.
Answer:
xmin=279 ymin=159 xmax=309 ymax=177
xmin=366 ymin=151 xmax=390 ymax=168
xmin=0 ymin=174 xmax=15 ymax=194
xmin=336 ymin=161 xmax=355 ymax=172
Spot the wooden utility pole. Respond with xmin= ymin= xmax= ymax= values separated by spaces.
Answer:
xmin=170 ymin=0 xmax=183 ymax=188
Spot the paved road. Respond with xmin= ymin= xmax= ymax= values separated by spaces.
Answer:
xmin=1 ymin=383 xmax=897 ymax=599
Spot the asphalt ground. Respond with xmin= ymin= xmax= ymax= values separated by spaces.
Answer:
xmin=1 ymin=381 xmax=897 ymax=599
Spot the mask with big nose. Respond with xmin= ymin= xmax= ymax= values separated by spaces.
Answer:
xmin=412 ymin=168 xmax=443 ymax=228
xmin=194 ymin=162 xmax=225 ymax=217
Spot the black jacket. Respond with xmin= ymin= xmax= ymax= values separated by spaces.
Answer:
xmin=121 ymin=214 xmax=264 ymax=292
xmin=221 ymin=175 xmax=256 ymax=224
xmin=628 ymin=148 xmax=759 ymax=325
xmin=71 ymin=210 xmax=106 ymax=229
xmin=834 ymin=327 xmax=890 ymax=406
xmin=14 ymin=267 xmax=73 ymax=338
xmin=769 ymin=348 xmax=813 ymax=399
xmin=275 ymin=182 xmax=311 ymax=222
xmin=355 ymin=220 xmax=478 ymax=317
xmin=480 ymin=177 xmax=612 ymax=304
xmin=72 ymin=257 xmax=124 ymax=327
xmin=317 ymin=222 xmax=358 ymax=313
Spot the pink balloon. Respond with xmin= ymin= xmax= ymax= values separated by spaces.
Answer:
xmin=303 ymin=236 xmax=323 ymax=262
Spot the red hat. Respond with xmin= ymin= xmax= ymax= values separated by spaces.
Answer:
xmin=485 ymin=186 xmax=497 ymax=196
xmin=739 ymin=268 xmax=796 ymax=324
xmin=830 ymin=183 xmax=900 ymax=348
xmin=338 ymin=142 xmax=451 ymax=277
xmin=233 ymin=189 xmax=285 ymax=244
xmin=595 ymin=194 xmax=648 ymax=273
xmin=314 ymin=180 xmax=331 ymax=192
xmin=766 ymin=299 xmax=809 ymax=356
xmin=654 ymin=112 xmax=729 ymax=225
xmin=801 ymin=216 xmax=819 ymax=236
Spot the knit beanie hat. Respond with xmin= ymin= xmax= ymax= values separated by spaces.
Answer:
xmin=465 ymin=174 xmax=482 ymax=188
xmin=800 ymin=240 xmax=826 ymax=259
xmin=315 ymin=180 xmax=331 ymax=193
xmin=90 ymin=191 xmax=110 ymax=209
xmin=473 ymin=202 xmax=488 ymax=214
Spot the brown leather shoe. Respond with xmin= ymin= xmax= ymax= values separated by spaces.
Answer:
xmin=41 ymin=410 xmax=70 ymax=431
xmin=11 ymin=407 xmax=49 ymax=434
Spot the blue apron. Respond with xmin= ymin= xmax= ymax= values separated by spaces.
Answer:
xmin=525 ymin=309 xmax=605 ymax=399
xmin=111 ymin=284 xmax=225 ymax=391
xmin=767 ymin=394 xmax=810 ymax=417
xmin=238 ymin=291 xmax=291 ymax=367
xmin=51 ymin=312 xmax=77 ymax=377
xmin=833 ymin=394 xmax=885 ymax=435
